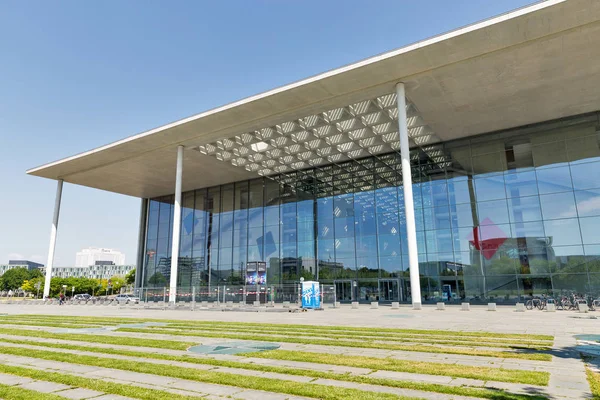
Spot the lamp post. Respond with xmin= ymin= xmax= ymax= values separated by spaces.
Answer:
xmin=71 ymin=286 xmax=75 ymax=299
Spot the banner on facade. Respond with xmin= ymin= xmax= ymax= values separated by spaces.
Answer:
xmin=301 ymin=281 xmax=321 ymax=309
xmin=246 ymin=261 xmax=267 ymax=285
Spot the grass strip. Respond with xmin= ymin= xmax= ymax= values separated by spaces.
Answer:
xmin=0 ymin=383 xmax=69 ymax=400
xmin=247 ymin=349 xmax=550 ymax=386
xmin=587 ymin=368 xmax=600 ymax=399
xmin=0 ymin=364 xmax=207 ymax=400
xmin=5 ymin=315 xmax=553 ymax=341
xmin=0 ymin=327 xmax=194 ymax=350
xmin=0 ymin=347 xmax=415 ymax=400
xmin=142 ymin=325 xmax=550 ymax=349
xmin=115 ymin=327 xmax=552 ymax=361
xmin=0 ymin=337 xmax=549 ymax=391
xmin=158 ymin=322 xmax=553 ymax=344
xmin=0 ymin=318 xmax=549 ymax=349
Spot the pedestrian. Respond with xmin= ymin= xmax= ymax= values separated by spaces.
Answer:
xmin=59 ymin=293 xmax=65 ymax=305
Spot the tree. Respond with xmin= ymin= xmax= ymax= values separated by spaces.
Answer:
xmin=148 ymin=272 xmax=167 ymax=286
xmin=0 ymin=268 xmax=30 ymax=291
xmin=125 ymin=269 xmax=135 ymax=285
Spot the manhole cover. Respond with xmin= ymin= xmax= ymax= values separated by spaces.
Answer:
xmin=575 ymin=334 xmax=600 ymax=342
xmin=382 ymin=314 xmax=414 ymax=319
xmin=50 ymin=321 xmax=166 ymax=334
xmin=188 ymin=341 xmax=280 ymax=355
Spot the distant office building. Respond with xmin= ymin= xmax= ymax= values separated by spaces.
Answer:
xmin=8 ymin=260 xmax=44 ymax=271
xmin=51 ymin=263 xmax=135 ymax=280
xmin=75 ymin=247 xmax=125 ymax=267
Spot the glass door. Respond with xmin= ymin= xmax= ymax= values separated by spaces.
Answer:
xmin=334 ymin=280 xmax=355 ymax=303
xmin=378 ymin=279 xmax=401 ymax=302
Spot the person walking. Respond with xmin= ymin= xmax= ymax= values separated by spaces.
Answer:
xmin=59 ymin=293 xmax=65 ymax=305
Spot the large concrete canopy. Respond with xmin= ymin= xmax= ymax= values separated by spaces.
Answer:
xmin=27 ymin=0 xmax=600 ymax=198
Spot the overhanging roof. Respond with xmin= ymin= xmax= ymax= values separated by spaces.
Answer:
xmin=27 ymin=0 xmax=600 ymax=198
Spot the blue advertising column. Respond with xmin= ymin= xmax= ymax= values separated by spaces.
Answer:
xmin=301 ymin=281 xmax=321 ymax=309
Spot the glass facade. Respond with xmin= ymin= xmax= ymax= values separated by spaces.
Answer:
xmin=141 ymin=112 xmax=600 ymax=303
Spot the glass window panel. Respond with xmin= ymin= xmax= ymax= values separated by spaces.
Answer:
xmin=536 ymin=166 xmax=573 ymax=194
xmin=376 ymin=186 xmax=398 ymax=214
xmin=219 ymin=247 xmax=232 ymax=265
xmin=447 ymin=177 xmax=472 ymax=205
xmin=507 ymin=196 xmax=542 ymax=223
xmin=414 ymin=209 xmax=426 ymax=231
xmin=539 ymin=192 xmax=577 ymax=220
xmin=575 ymin=189 xmax=600 ymax=217
xmin=232 ymin=246 xmax=247 ymax=266
xmin=298 ymin=241 xmax=315 ymax=259
xmin=423 ymin=206 xmax=451 ymax=230
xmin=249 ymin=178 xmax=263 ymax=209
xmin=297 ymin=219 xmax=315 ymax=242
xmin=317 ymin=197 xmax=333 ymax=221
xmin=478 ymin=199 xmax=510 ymax=225
xmin=233 ymin=228 xmax=247 ymax=248
xmin=334 ymin=194 xmax=354 ymax=218
xmin=422 ymin=181 xmax=448 ymax=208
xmin=378 ymin=234 xmax=401 ymax=256
xmin=317 ymin=239 xmax=335 ymax=261
xmin=336 ymin=258 xmax=357 ymax=279
xmin=335 ymin=238 xmax=355 ymax=259
xmin=379 ymin=256 xmax=404 ymax=274
xmin=504 ymin=170 xmax=538 ymax=198
xmin=297 ymin=200 xmax=314 ymax=221
xmin=474 ymin=175 xmax=506 ymax=202
xmin=377 ymin=213 xmax=399 ymax=235
xmin=334 ymin=217 xmax=354 ymax=238
xmin=248 ymin=207 xmax=263 ymax=228
xmin=580 ymin=216 xmax=600 ymax=245
xmin=571 ymin=161 xmax=600 ymax=190
xmin=543 ymin=219 xmax=582 ymax=246
xmin=425 ymin=229 xmax=454 ymax=254
xmin=417 ymin=231 xmax=427 ymax=254
xmin=317 ymin=219 xmax=334 ymax=239
xmin=264 ymin=205 xmax=279 ymax=227
xmin=356 ymin=213 xmax=377 ymax=237
xmin=356 ymin=236 xmax=377 ymax=258
xmin=450 ymin=203 xmax=476 ymax=228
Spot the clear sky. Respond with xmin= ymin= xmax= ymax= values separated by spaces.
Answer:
xmin=0 ymin=0 xmax=535 ymax=266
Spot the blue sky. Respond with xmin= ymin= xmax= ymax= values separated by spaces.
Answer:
xmin=0 ymin=0 xmax=535 ymax=266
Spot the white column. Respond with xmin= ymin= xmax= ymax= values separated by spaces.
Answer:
xmin=169 ymin=145 xmax=184 ymax=303
xmin=395 ymin=83 xmax=422 ymax=309
xmin=43 ymin=179 xmax=63 ymax=298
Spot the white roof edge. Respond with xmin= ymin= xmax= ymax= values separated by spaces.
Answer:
xmin=26 ymin=0 xmax=564 ymax=175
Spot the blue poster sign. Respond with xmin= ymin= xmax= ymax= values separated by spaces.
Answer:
xmin=301 ymin=281 xmax=321 ymax=309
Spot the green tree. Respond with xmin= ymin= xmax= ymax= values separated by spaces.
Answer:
xmin=148 ymin=272 xmax=167 ymax=286
xmin=125 ymin=269 xmax=135 ymax=285
xmin=0 ymin=268 xmax=30 ymax=290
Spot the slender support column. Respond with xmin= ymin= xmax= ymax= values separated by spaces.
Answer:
xmin=43 ymin=179 xmax=63 ymax=299
xmin=135 ymin=198 xmax=149 ymax=291
xmin=169 ymin=146 xmax=184 ymax=303
xmin=395 ymin=83 xmax=422 ymax=309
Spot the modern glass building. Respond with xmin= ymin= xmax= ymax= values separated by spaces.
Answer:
xmin=28 ymin=0 xmax=600 ymax=306
xmin=141 ymin=112 xmax=600 ymax=304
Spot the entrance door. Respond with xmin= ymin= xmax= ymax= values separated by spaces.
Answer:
xmin=334 ymin=280 xmax=355 ymax=303
xmin=378 ymin=279 xmax=401 ymax=302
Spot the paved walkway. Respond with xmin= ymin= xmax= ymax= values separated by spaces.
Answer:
xmin=0 ymin=304 xmax=597 ymax=399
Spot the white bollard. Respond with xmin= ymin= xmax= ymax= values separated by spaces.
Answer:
xmin=351 ymin=301 xmax=359 ymax=309
xmin=546 ymin=303 xmax=556 ymax=312
xmin=253 ymin=300 xmax=260 ymax=307
xmin=370 ymin=301 xmax=379 ymax=309
xmin=461 ymin=302 xmax=470 ymax=311
xmin=436 ymin=302 xmax=446 ymax=310
xmin=579 ymin=303 xmax=589 ymax=313
xmin=391 ymin=302 xmax=399 ymax=309
xmin=515 ymin=303 xmax=525 ymax=312
xmin=487 ymin=303 xmax=497 ymax=311
xmin=201 ymin=301 xmax=208 ymax=308
xmin=282 ymin=301 xmax=290 ymax=308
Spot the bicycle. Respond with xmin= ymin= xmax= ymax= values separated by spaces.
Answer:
xmin=525 ymin=296 xmax=546 ymax=310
